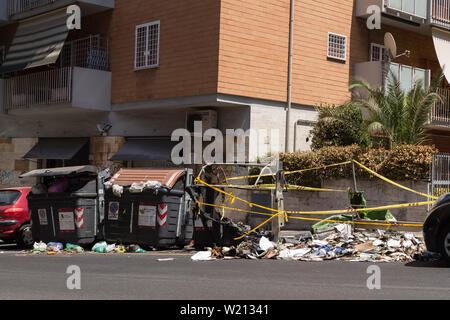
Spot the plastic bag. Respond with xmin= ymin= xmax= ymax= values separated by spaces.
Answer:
xmin=115 ymin=245 xmax=126 ymax=253
xmin=92 ymin=241 xmax=108 ymax=253
xmin=66 ymin=243 xmax=84 ymax=253
xmin=106 ymin=244 xmax=116 ymax=253
xmin=47 ymin=242 xmax=63 ymax=251
xmin=33 ymin=241 xmax=47 ymax=250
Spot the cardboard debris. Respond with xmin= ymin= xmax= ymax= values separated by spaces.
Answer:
xmin=190 ymin=228 xmax=431 ymax=263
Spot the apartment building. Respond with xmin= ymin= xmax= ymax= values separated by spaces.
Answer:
xmin=0 ymin=0 xmax=449 ymax=188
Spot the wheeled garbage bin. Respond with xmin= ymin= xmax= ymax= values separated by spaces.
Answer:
xmin=104 ymin=168 xmax=194 ymax=248
xmin=20 ymin=166 xmax=110 ymax=245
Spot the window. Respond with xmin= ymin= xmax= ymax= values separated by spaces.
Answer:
xmin=386 ymin=0 xmax=427 ymax=19
xmin=370 ymin=43 xmax=390 ymax=62
xmin=0 ymin=190 xmax=21 ymax=206
xmin=327 ymin=33 xmax=347 ymax=61
xmin=388 ymin=62 xmax=430 ymax=91
xmin=135 ymin=21 xmax=160 ymax=70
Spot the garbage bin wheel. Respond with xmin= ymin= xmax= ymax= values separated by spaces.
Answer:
xmin=438 ymin=223 xmax=450 ymax=262
xmin=15 ymin=224 xmax=34 ymax=249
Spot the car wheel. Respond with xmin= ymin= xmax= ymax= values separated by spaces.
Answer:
xmin=438 ymin=224 xmax=450 ymax=262
xmin=15 ymin=224 xmax=34 ymax=249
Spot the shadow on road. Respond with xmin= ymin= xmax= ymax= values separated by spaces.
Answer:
xmin=405 ymin=260 xmax=450 ymax=268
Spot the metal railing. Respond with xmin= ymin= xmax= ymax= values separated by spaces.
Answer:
xmin=431 ymin=88 xmax=450 ymax=125
xmin=431 ymin=0 xmax=450 ymax=29
xmin=60 ymin=35 xmax=109 ymax=71
xmin=4 ymin=67 xmax=72 ymax=110
xmin=431 ymin=153 xmax=450 ymax=198
xmin=2 ymin=35 xmax=108 ymax=111
xmin=8 ymin=0 xmax=57 ymax=16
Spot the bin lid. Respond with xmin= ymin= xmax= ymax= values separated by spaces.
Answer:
xmin=19 ymin=166 xmax=99 ymax=178
xmin=108 ymin=169 xmax=186 ymax=188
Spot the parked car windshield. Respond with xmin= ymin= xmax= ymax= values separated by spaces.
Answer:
xmin=0 ymin=190 xmax=21 ymax=206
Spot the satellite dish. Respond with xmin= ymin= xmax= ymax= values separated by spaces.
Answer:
xmin=384 ymin=32 xmax=397 ymax=59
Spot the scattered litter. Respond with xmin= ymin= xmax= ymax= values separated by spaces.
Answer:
xmin=92 ymin=241 xmax=108 ymax=253
xmin=33 ymin=242 xmax=47 ymax=250
xmin=66 ymin=243 xmax=84 ymax=253
xmin=106 ymin=244 xmax=116 ymax=253
xmin=191 ymin=228 xmax=427 ymax=263
xmin=47 ymin=242 xmax=63 ymax=251
xmin=158 ymin=258 xmax=175 ymax=262
xmin=191 ymin=251 xmax=215 ymax=261
xmin=112 ymin=184 xmax=123 ymax=197
xmin=115 ymin=245 xmax=127 ymax=253
xmin=126 ymin=244 xmax=146 ymax=253
xmin=259 ymin=236 xmax=274 ymax=251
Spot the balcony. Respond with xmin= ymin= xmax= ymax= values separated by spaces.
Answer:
xmin=356 ymin=0 xmax=428 ymax=27
xmin=430 ymin=0 xmax=450 ymax=29
xmin=431 ymin=88 xmax=450 ymax=126
xmin=1 ymin=35 xmax=111 ymax=114
xmin=356 ymin=0 xmax=450 ymax=31
xmin=8 ymin=0 xmax=114 ymax=20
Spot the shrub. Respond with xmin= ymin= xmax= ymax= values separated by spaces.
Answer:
xmin=278 ymin=144 xmax=437 ymax=185
xmin=310 ymin=104 xmax=370 ymax=150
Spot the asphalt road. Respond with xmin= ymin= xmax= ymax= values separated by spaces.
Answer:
xmin=0 ymin=243 xmax=449 ymax=300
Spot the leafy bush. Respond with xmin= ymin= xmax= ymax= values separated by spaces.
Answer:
xmin=310 ymin=104 xmax=370 ymax=150
xmin=278 ymin=144 xmax=437 ymax=185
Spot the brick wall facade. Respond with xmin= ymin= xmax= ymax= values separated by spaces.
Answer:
xmin=108 ymin=0 xmax=221 ymax=104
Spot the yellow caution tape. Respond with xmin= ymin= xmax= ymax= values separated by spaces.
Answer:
xmin=194 ymin=177 xmax=280 ymax=214
xmin=195 ymin=177 xmax=434 ymax=216
xmin=286 ymin=200 xmax=435 ymax=215
xmin=352 ymin=160 xmax=438 ymax=200
xmin=225 ymin=161 xmax=352 ymax=181
xmin=206 ymin=184 xmax=349 ymax=193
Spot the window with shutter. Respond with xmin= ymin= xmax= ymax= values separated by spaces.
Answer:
xmin=135 ymin=21 xmax=160 ymax=70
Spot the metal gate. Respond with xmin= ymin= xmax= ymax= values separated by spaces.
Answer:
xmin=431 ymin=153 xmax=450 ymax=198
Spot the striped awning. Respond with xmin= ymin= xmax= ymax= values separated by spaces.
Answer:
xmin=432 ymin=28 xmax=450 ymax=84
xmin=0 ymin=9 xmax=69 ymax=74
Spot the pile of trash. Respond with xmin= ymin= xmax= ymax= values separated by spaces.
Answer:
xmin=104 ymin=180 xmax=163 ymax=197
xmin=91 ymin=242 xmax=147 ymax=253
xmin=30 ymin=242 xmax=85 ymax=255
xmin=191 ymin=224 xmax=434 ymax=263
xmin=29 ymin=241 xmax=148 ymax=255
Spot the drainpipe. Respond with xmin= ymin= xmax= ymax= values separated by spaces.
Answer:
xmin=285 ymin=0 xmax=294 ymax=153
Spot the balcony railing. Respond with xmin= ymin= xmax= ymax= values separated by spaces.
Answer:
xmin=431 ymin=88 xmax=450 ymax=125
xmin=4 ymin=67 xmax=72 ymax=110
xmin=3 ymin=35 xmax=109 ymax=111
xmin=60 ymin=35 xmax=109 ymax=71
xmin=431 ymin=0 xmax=450 ymax=28
xmin=8 ymin=0 xmax=56 ymax=16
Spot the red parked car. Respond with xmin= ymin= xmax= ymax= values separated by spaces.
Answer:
xmin=0 ymin=187 xmax=33 ymax=248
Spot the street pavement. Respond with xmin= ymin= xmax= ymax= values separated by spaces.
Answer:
xmin=0 ymin=242 xmax=449 ymax=300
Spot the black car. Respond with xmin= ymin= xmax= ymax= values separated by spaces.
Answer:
xmin=423 ymin=193 xmax=450 ymax=261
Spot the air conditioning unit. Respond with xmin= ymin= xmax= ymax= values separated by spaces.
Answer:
xmin=186 ymin=110 xmax=218 ymax=133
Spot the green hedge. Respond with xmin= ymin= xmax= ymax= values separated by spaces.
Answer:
xmin=278 ymin=144 xmax=437 ymax=186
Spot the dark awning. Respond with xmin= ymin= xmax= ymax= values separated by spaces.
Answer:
xmin=110 ymin=138 xmax=177 ymax=161
xmin=23 ymin=138 xmax=89 ymax=160
xmin=19 ymin=165 xmax=98 ymax=178
xmin=0 ymin=9 xmax=69 ymax=74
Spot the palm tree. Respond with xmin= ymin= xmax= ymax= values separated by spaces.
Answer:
xmin=349 ymin=68 xmax=444 ymax=148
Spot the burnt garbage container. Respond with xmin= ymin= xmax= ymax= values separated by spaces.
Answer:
xmin=20 ymin=166 xmax=110 ymax=245
xmin=104 ymin=168 xmax=194 ymax=248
